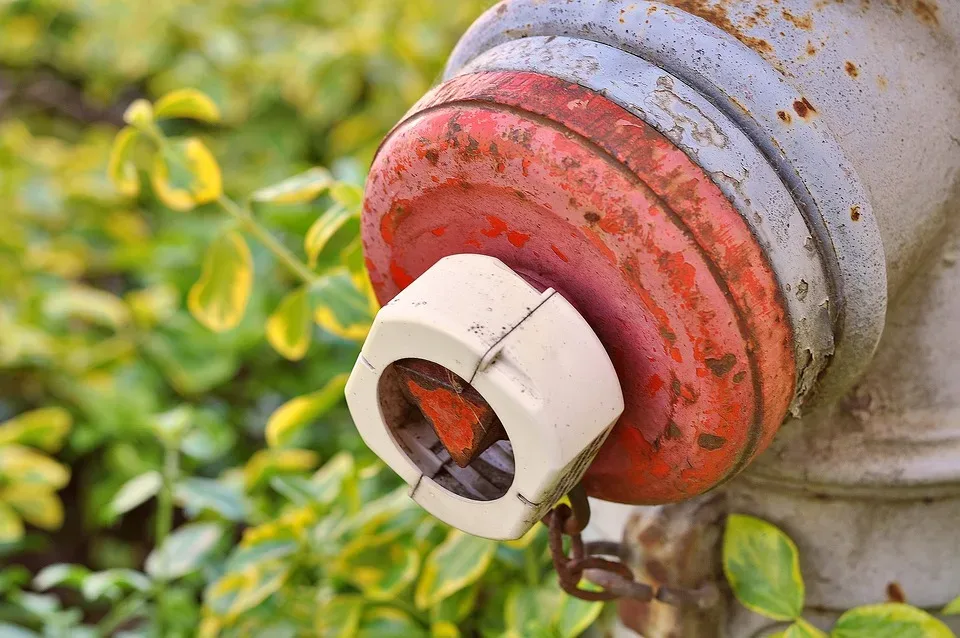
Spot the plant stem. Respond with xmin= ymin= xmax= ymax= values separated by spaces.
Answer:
xmin=154 ymin=442 xmax=179 ymax=637
xmin=218 ymin=196 xmax=319 ymax=285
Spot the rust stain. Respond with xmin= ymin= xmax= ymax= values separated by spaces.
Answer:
xmin=782 ymin=8 xmax=814 ymax=29
xmin=805 ymin=41 xmax=818 ymax=56
xmin=697 ymin=433 xmax=727 ymax=450
xmin=877 ymin=75 xmax=889 ymax=90
xmin=777 ymin=110 xmax=793 ymax=124
xmin=886 ymin=581 xmax=907 ymax=603
xmin=705 ymin=353 xmax=737 ymax=377
xmin=793 ymin=97 xmax=818 ymax=119
xmin=845 ymin=61 xmax=860 ymax=78
xmin=583 ymin=211 xmax=601 ymax=223
xmin=850 ymin=205 xmax=861 ymax=221
xmin=666 ymin=0 xmax=775 ymax=58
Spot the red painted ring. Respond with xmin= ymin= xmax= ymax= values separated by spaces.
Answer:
xmin=362 ymin=72 xmax=794 ymax=504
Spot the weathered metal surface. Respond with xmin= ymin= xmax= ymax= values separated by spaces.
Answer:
xmin=618 ymin=496 xmax=726 ymax=637
xmin=458 ymin=35 xmax=835 ymax=412
xmin=363 ymin=71 xmax=795 ymax=504
xmin=444 ymin=0 xmax=891 ymax=404
xmin=395 ymin=358 xmax=505 ymax=467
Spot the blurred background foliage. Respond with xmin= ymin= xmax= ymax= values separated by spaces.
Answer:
xmin=0 ymin=0 xmax=609 ymax=635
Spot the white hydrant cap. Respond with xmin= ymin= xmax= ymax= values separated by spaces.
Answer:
xmin=345 ymin=254 xmax=624 ymax=540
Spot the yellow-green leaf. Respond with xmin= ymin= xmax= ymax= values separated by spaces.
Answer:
xmin=266 ymin=287 xmax=311 ymax=361
xmin=356 ymin=607 xmax=428 ymax=638
xmin=769 ymin=618 xmax=827 ymax=638
xmin=330 ymin=182 xmax=364 ymax=210
xmin=506 ymin=585 xmax=559 ymax=636
xmin=125 ymin=283 xmax=179 ymax=327
xmin=554 ymin=588 xmax=604 ymax=638
xmin=151 ymin=138 xmax=222 ymax=211
xmin=310 ymin=269 xmax=375 ymax=342
xmin=251 ymin=167 xmax=333 ymax=204
xmin=107 ymin=127 xmax=140 ymax=196
xmin=304 ymin=205 xmax=357 ymax=268
xmin=832 ymin=603 xmax=953 ymax=638
xmin=123 ymin=99 xmax=154 ymax=129
xmin=432 ymin=583 xmax=479 ymax=625
xmin=0 ymin=445 xmax=70 ymax=490
xmin=154 ymin=89 xmax=221 ymax=123
xmin=723 ymin=514 xmax=804 ymax=621
xmin=315 ymin=595 xmax=364 ymax=638
xmin=0 ymin=501 xmax=24 ymax=543
xmin=188 ymin=231 xmax=253 ymax=332
xmin=415 ymin=530 xmax=497 ymax=610
xmin=943 ymin=596 xmax=960 ymax=615
xmin=0 ymin=408 xmax=71 ymax=452
xmin=109 ymin=471 xmax=162 ymax=517
xmin=227 ymin=561 xmax=289 ymax=618
xmin=243 ymin=449 xmax=319 ymax=489
xmin=432 ymin=621 xmax=460 ymax=638
xmin=0 ymin=485 xmax=63 ymax=530
xmin=334 ymin=536 xmax=420 ymax=600
xmin=44 ymin=285 xmax=131 ymax=330
xmin=264 ymin=374 xmax=348 ymax=448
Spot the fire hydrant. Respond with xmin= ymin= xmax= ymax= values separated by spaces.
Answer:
xmin=343 ymin=0 xmax=960 ymax=634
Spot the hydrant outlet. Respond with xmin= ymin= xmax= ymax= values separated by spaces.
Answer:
xmin=345 ymin=254 xmax=624 ymax=540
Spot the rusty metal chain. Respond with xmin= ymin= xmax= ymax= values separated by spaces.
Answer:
xmin=542 ymin=485 xmax=720 ymax=608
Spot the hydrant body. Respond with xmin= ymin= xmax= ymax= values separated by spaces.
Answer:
xmin=348 ymin=0 xmax=960 ymax=632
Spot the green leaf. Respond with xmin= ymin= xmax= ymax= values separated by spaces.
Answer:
xmin=431 ymin=621 xmax=460 ymax=638
xmin=832 ymin=604 xmax=953 ymax=638
xmin=226 ymin=537 xmax=299 ymax=573
xmin=43 ymin=285 xmax=131 ymax=330
xmin=304 ymin=205 xmax=357 ymax=268
xmin=251 ymin=167 xmax=333 ymax=204
xmin=107 ymin=127 xmax=141 ymax=197
xmin=33 ymin=564 xmax=91 ymax=591
xmin=0 ymin=501 xmax=24 ymax=543
xmin=0 ymin=408 xmax=72 ymax=452
xmin=266 ymin=287 xmax=312 ymax=361
xmin=188 ymin=231 xmax=253 ymax=332
xmin=723 ymin=514 xmax=804 ymax=621
xmin=315 ymin=595 xmax=364 ymax=638
xmin=415 ymin=529 xmax=497 ymax=610
xmin=311 ymin=451 xmax=356 ymax=506
xmin=432 ymin=584 xmax=479 ymax=625
xmin=264 ymin=374 xmax=348 ymax=448
xmin=505 ymin=585 xmax=559 ymax=636
xmin=554 ymin=589 xmax=604 ymax=638
xmin=770 ymin=618 xmax=827 ymax=638
xmin=146 ymin=522 xmax=224 ymax=580
xmin=109 ymin=471 xmax=162 ymax=517
xmin=310 ymin=269 xmax=374 ymax=341
xmin=154 ymin=89 xmax=221 ymax=122
xmin=334 ymin=536 xmax=420 ymax=600
xmin=150 ymin=405 xmax=193 ymax=446
xmin=356 ymin=607 xmax=428 ymax=638
xmin=0 ymin=622 xmax=39 ymax=638
xmin=943 ymin=596 xmax=960 ymax=615
xmin=0 ymin=445 xmax=70 ymax=490
xmin=151 ymin=138 xmax=222 ymax=211
xmin=81 ymin=569 xmax=151 ymax=601
xmin=175 ymin=477 xmax=248 ymax=521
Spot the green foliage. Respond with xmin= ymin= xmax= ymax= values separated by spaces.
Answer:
xmin=724 ymin=515 xmax=956 ymax=637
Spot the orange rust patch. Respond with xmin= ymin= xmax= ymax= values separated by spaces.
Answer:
xmin=845 ymin=61 xmax=860 ymax=78
xmin=666 ymin=0 xmax=775 ymax=58
xmin=782 ymin=8 xmax=814 ymax=29
xmin=850 ymin=206 xmax=861 ymax=221
xmin=777 ymin=110 xmax=793 ymax=124
xmin=877 ymin=75 xmax=889 ymax=90
xmin=793 ymin=97 xmax=818 ymax=119
xmin=806 ymin=41 xmax=817 ymax=56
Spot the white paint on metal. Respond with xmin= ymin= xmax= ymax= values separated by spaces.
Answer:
xmin=345 ymin=254 xmax=624 ymax=540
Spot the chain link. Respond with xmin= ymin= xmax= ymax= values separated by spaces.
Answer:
xmin=542 ymin=485 xmax=720 ymax=609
